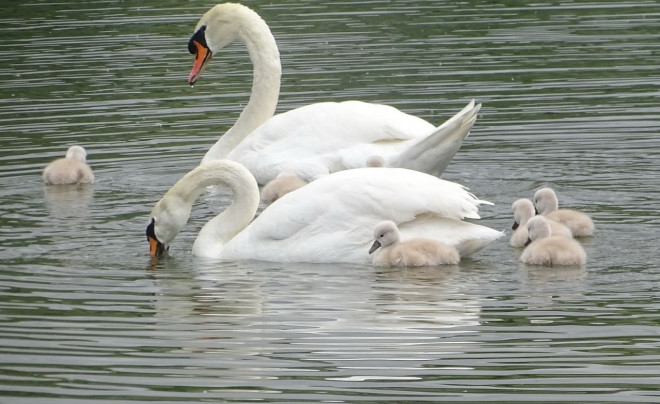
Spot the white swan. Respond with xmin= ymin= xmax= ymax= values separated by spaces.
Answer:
xmin=534 ymin=188 xmax=594 ymax=237
xmin=520 ymin=216 xmax=586 ymax=266
xmin=146 ymin=160 xmax=503 ymax=263
xmin=369 ymin=221 xmax=460 ymax=267
xmin=187 ymin=3 xmax=481 ymax=184
xmin=42 ymin=145 xmax=95 ymax=185
xmin=510 ymin=198 xmax=572 ymax=247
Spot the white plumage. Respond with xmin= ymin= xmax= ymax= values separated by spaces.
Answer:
xmin=187 ymin=3 xmax=480 ymax=184
xmin=147 ymin=160 xmax=503 ymax=263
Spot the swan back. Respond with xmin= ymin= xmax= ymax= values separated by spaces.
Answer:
xmin=223 ymin=167 xmax=501 ymax=263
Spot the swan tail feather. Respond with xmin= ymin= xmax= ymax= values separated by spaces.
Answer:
xmin=390 ymin=99 xmax=481 ymax=177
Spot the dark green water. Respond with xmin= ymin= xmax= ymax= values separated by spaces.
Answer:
xmin=1 ymin=0 xmax=659 ymax=402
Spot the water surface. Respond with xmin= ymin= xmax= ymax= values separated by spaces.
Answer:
xmin=1 ymin=0 xmax=659 ymax=402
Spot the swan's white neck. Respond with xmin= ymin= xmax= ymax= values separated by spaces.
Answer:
xmin=201 ymin=6 xmax=281 ymax=163
xmin=153 ymin=160 xmax=260 ymax=256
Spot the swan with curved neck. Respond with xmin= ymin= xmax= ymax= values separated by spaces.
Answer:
xmin=188 ymin=3 xmax=481 ymax=184
xmin=147 ymin=160 xmax=503 ymax=263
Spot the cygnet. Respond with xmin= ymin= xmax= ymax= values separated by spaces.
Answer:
xmin=534 ymin=187 xmax=594 ymax=236
xmin=369 ymin=220 xmax=460 ymax=267
xmin=261 ymin=172 xmax=308 ymax=204
xmin=511 ymin=198 xmax=572 ymax=247
xmin=520 ymin=216 xmax=587 ymax=266
xmin=42 ymin=145 xmax=94 ymax=185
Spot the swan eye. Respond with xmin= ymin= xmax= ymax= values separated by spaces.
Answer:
xmin=188 ymin=25 xmax=208 ymax=54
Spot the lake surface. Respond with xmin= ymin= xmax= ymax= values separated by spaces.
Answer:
xmin=1 ymin=0 xmax=659 ymax=402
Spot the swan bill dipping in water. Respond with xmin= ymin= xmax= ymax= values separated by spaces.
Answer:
xmin=534 ymin=187 xmax=594 ymax=237
xmin=42 ymin=145 xmax=95 ymax=185
xmin=369 ymin=220 xmax=460 ymax=267
xmin=520 ymin=216 xmax=587 ymax=266
xmin=146 ymin=160 xmax=503 ymax=264
xmin=187 ymin=3 xmax=481 ymax=184
xmin=510 ymin=198 xmax=572 ymax=247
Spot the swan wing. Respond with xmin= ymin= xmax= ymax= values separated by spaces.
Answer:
xmin=227 ymin=101 xmax=435 ymax=183
xmin=224 ymin=167 xmax=501 ymax=263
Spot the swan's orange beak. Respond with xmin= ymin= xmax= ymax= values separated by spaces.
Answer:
xmin=188 ymin=26 xmax=212 ymax=86
xmin=146 ymin=218 xmax=167 ymax=257
xmin=148 ymin=235 xmax=167 ymax=257
xmin=369 ymin=240 xmax=381 ymax=255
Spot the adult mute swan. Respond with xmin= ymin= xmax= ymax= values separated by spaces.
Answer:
xmin=369 ymin=220 xmax=460 ymax=267
xmin=187 ymin=3 xmax=481 ymax=184
xmin=146 ymin=160 xmax=502 ymax=263
xmin=42 ymin=145 xmax=94 ymax=185
xmin=533 ymin=188 xmax=594 ymax=237
xmin=510 ymin=198 xmax=571 ymax=247
xmin=520 ymin=216 xmax=587 ymax=266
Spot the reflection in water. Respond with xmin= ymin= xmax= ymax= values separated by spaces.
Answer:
xmin=43 ymin=184 xmax=94 ymax=219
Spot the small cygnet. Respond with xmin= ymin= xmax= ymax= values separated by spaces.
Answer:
xmin=534 ymin=187 xmax=594 ymax=236
xmin=511 ymin=198 xmax=572 ymax=247
xmin=369 ymin=220 xmax=460 ymax=267
xmin=366 ymin=155 xmax=385 ymax=167
xmin=261 ymin=172 xmax=308 ymax=204
xmin=42 ymin=145 xmax=95 ymax=185
xmin=520 ymin=216 xmax=586 ymax=266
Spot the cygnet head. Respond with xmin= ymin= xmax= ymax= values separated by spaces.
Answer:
xmin=366 ymin=155 xmax=385 ymax=168
xmin=511 ymin=198 xmax=534 ymax=230
xmin=369 ymin=220 xmax=400 ymax=254
xmin=534 ymin=187 xmax=558 ymax=215
xmin=525 ymin=216 xmax=552 ymax=246
xmin=65 ymin=145 xmax=87 ymax=163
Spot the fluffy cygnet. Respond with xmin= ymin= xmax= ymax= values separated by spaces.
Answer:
xmin=520 ymin=216 xmax=586 ymax=266
xmin=510 ymin=198 xmax=572 ymax=247
xmin=366 ymin=155 xmax=385 ymax=167
xmin=42 ymin=145 xmax=94 ymax=185
xmin=369 ymin=220 xmax=460 ymax=267
xmin=261 ymin=172 xmax=308 ymax=204
xmin=534 ymin=187 xmax=594 ymax=236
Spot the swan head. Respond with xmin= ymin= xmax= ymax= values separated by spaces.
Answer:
xmin=511 ymin=198 xmax=534 ymax=230
xmin=369 ymin=220 xmax=400 ymax=254
xmin=188 ymin=3 xmax=254 ymax=85
xmin=146 ymin=195 xmax=193 ymax=256
xmin=524 ymin=216 xmax=552 ymax=246
xmin=65 ymin=145 xmax=87 ymax=163
xmin=533 ymin=187 xmax=558 ymax=215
